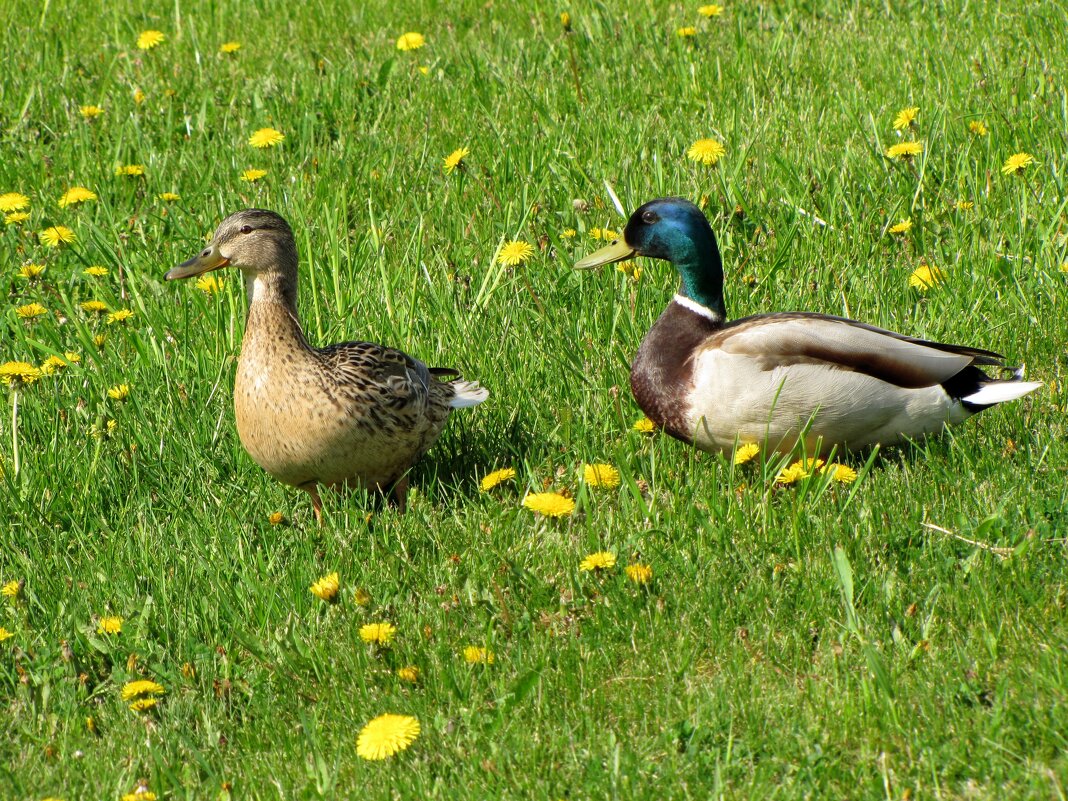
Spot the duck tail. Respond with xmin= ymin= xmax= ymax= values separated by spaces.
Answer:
xmin=962 ymin=379 xmax=1042 ymax=408
xmin=448 ymin=380 xmax=490 ymax=409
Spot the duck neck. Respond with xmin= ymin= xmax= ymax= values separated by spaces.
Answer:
xmin=245 ymin=269 xmax=298 ymax=312
xmin=674 ymin=243 xmax=726 ymax=323
xmin=242 ymin=270 xmax=307 ymax=350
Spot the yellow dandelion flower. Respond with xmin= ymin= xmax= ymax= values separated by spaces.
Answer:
xmin=356 ymin=713 xmax=420 ymax=760
xmin=823 ymin=464 xmax=858 ymax=483
xmin=885 ymin=141 xmax=923 ymax=160
xmin=698 ymin=4 xmax=724 ymax=16
xmin=479 ymin=467 xmax=516 ymax=491
xmin=893 ymin=106 xmax=919 ymax=130
xmin=80 ymin=105 xmax=104 ymax=119
xmin=443 ymin=146 xmax=470 ymax=174
xmin=40 ymin=354 xmax=69 ymax=374
xmin=93 ymin=333 xmax=107 ymax=348
xmin=463 ymin=646 xmax=495 ymax=664
xmin=0 ymin=362 xmax=41 ymax=385
xmin=158 ymin=192 xmax=180 ymax=202
xmin=249 ymin=127 xmax=285 ymax=148
xmin=397 ymin=666 xmax=420 ymax=683
xmin=579 ymin=551 xmax=616 ymax=572
xmin=1 ymin=580 xmax=22 ymax=598
xmin=359 ymin=622 xmax=396 ymax=645
xmin=955 ymin=199 xmax=974 ymax=211
xmin=310 ymin=571 xmax=339 ymax=602
xmin=241 ymin=168 xmax=267 ymax=182
xmin=561 ymin=228 xmax=576 ymax=239
xmin=0 ymin=192 xmax=29 ymax=212
xmin=268 ymin=511 xmax=285 ymax=526
xmin=909 ymin=263 xmax=944 ymax=291
xmin=83 ymin=266 xmax=108 ymax=277
xmin=133 ymin=88 xmax=146 ymax=104
xmin=115 ymin=164 xmax=145 ymax=176
xmin=1001 ymin=152 xmax=1035 ymax=175
xmin=220 ymin=41 xmax=241 ymax=54
xmin=1060 ymin=263 xmax=1068 ymax=274
xmin=417 ymin=65 xmax=429 ymax=75
xmin=625 ymin=563 xmax=653 ymax=585
xmin=121 ymin=679 xmax=165 ymax=700
xmin=633 ymin=416 xmax=656 ymax=434
xmin=5 ymin=212 xmax=30 ymax=225
xmin=121 ymin=791 xmax=157 ymax=801
xmin=81 ymin=300 xmax=108 ymax=314
xmin=195 ymin=274 xmax=223 ymax=294
xmin=129 ymin=698 xmax=158 ymax=712
xmin=616 ymin=260 xmax=642 ymax=280
xmin=0 ymin=627 xmax=12 ymax=642
xmin=39 ymin=225 xmax=76 ymax=246
xmin=733 ymin=442 xmax=760 ymax=465
xmin=15 ymin=303 xmax=47 ymax=319
xmin=107 ymin=309 xmax=134 ymax=325
xmin=776 ymin=463 xmax=808 ymax=485
xmin=677 ymin=26 xmax=697 ymax=37
xmin=497 ymin=240 xmax=535 ymax=266
xmin=137 ymin=30 xmax=165 ymax=50
xmin=583 ymin=463 xmax=620 ymax=488
xmin=97 ymin=616 xmax=123 ymax=635
xmin=888 ymin=219 xmax=913 ymax=235
xmin=108 ymin=384 xmax=130 ymax=401
xmin=19 ymin=264 xmax=44 ymax=282
xmin=58 ymin=187 xmax=97 ymax=208
xmin=968 ymin=120 xmax=988 ymax=136
xmin=396 ymin=32 xmax=426 ymax=51
xmin=589 ymin=228 xmax=619 ymax=241
xmin=687 ymin=138 xmax=726 ymax=166
xmin=522 ymin=492 xmax=575 ymax=517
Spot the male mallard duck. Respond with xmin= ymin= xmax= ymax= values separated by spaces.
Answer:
xmin=576 ymin=197 xmax=1040 ymax=456
xmin=166 ymin=209 xmax=488 ymax=520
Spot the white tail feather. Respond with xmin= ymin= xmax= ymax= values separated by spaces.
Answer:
xmin=963 ymin=381 xmax=1042 ymax=406
xmin=449 ymin=380 xmax=490 ymax=409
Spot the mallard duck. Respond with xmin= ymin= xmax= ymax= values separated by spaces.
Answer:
xmin=166 ymin=209 xmax=488 ymax=520
xmin=576 ymin=197 xmax=1040 ymax=456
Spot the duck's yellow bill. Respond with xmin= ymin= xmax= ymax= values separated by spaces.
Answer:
xmin=165 ymin=245 xmax=230 ymax=280
xmin=574 ymin=238 xmax=635 ymax=270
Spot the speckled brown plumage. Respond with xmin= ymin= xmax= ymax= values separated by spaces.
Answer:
xmin=166 ymin=209 xmax=488 ymax=520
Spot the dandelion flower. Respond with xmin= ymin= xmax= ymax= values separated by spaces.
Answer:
xmin=121 ymin=791 xmax=157 ymax=801
xmin=497 ymin=240 xmax=535 ymax=266
xmin=137 ymin=30 xmax=165 ymax=50
xmin=249 ymin=128 xmax=285 ymax=148
xmin=733 ymin=442 xmax=760 ymax=465
xmin=888 ymin=219 xmax=912 ymax=235
xmin=955 ymin=200 xmax=974 ymax=211
xmin=677 ymin=26 xmax=697 ymax=37
xmin=115 ymin=164 xmax=145 ymax=177
xmin=108 ymin=384 xmax=130 ymax=401
xmin=885 ymin=141 xmax=923 ymax=160
xmin=0 ymin=627 xmax=12 ymax=642
xmin=480 ymin=467 xmax=516 ymax=491
xmin=15 ymin=303 xmax=47 ymax=319
xmin=968 ymin=120 xmax=988 ymax=136
xmin=107 ymin=309 xmax=134 ymax=325
xmin=463 ymin=646 xmax=495 ymax=664
xmin=268 ymin=511 xmax=285 ymax=526
xmin=1 ymin=580 xmax=22 ymax=598
xmin=158 ymin=192 xmax=180 ymax=202
xmin=824 ymin=464 xmax=858 ymax=483
xmin=220 ymin=41 xmax=241 ymax=53
xmin=397 ymin=666 xmax=420 ymax=683
xmin=561 ymin=228 xmax=576 ymax=239
xmin=522 ymin=492 xmax=575 ymax=517
xmin=359 ymin=622 xmax=397 ymax=645
xmin=776 ymin=463 xmax=809 ymax=485
xmin=39 ymin=225 xmax=75 ymax=247
xmin=81 ymin=300 xmax=108 ymax=314
xmin=580 ymin=551 xmax=616 ymax=572
xmin=83 ymin=266 xmax=108 ymax=277
xmin=909 ymin=263 xmax=944 ymax=291
xmin=588 ymin=228 xmax=619 ymax=241
xmin=356 ymin=713 xmax=420 ymax=760
xmin=0 ymin=193 xmax=30 ymax=212
xmin=687 ymin=138 xmax=726 ymax=166
xmin=93 ymin=333 xmax=107 ymax=348
xmin=195 ymin=274 xmax=223 ymax=295
xmin=443 ymin=146 xmax=470 ymax=174
xmin=616 ymin=260 xmax=642 ymax=280
xmin=893 ymin=106 xmax=919 ymax=130
xmin=241 ymin=168 xmax=267 ymax=182
xmin=0 ymin=362 xmax=41 ymax=386
xmin=5 ymin=212 xmax=29 ymax=225
xmin=121 ymin=679 xmax=165 ymax=701
xmin=58 ymin=187 xmax=97 ymax=207
xmin=133 ymin=89 xmax=146 ymax=104
xmin=396 ymin=32 xmax=426 ymax=51
xmin=698 ymin=4 xmax=724 ymax=16
xmin=310 ymin=571 xmax=340 ymax=602
xmin=129 ymin=698 xmax=158 ymax=712
xmin=633 ymin=416 xmax=657 ymax=434
xmin=97 ymin=616 xmax=123 ymax=635
xmin=80 ymin=105 xmax=104 ymax=119
xmin=625 ymin=563 xmax=653 ymax=585
xmin=583 ymin=463 xmax=620 ymax=488
xmin=40 ymin=352 xmax=79 ymax=374
xmin=1001 ymin=152 xmax=1035 ymax=175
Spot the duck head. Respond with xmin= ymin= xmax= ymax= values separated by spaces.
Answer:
xmin=575 ymin=197 xmax=726 ymax=318
xmin=166 ymin=209 xmax=298 ymax=305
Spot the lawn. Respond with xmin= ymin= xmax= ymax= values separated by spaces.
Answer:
xmin=2 ymin=0 xmax=1067 ymax=798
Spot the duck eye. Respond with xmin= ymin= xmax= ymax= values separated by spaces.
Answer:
xmin=240 ymin=225 xmax=253 ymax=234
xmin=641 ymin=211 xmax=659 ymax=224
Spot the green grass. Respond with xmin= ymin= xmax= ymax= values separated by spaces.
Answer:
xmin=2 ymin=0 xmax=1067 ymax=798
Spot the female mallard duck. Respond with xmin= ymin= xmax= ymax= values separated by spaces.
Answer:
xmin=166 ymin=209 xmax=488 ymax=520
xmin=576 ymin=197 xmax=1040 ymax=456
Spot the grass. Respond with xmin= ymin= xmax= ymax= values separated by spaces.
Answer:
xmin=2 ymin=0 xmax=1067 ymax=798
